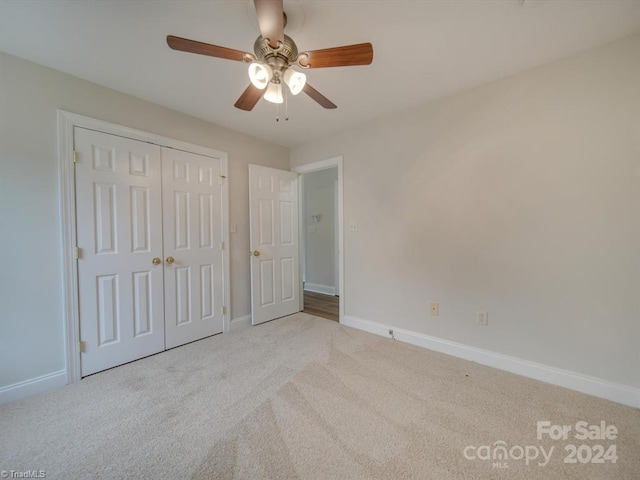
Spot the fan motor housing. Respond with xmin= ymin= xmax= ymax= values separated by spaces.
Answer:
xmin=254 ymin=34 xmax=298 ymax=64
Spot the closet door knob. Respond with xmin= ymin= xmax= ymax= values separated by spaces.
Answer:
xmin=166 ymin=256 xmax=175 ymax=265
xmin=252 ymin=251 xmax=260 ymax=257
xmin=152 ymin=257 xmax=161 ymax=265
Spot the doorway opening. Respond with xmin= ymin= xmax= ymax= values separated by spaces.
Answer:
xmin=293 ymin=157 xmax=344 ymax=323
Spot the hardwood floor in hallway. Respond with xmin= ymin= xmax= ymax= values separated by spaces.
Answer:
xmin=303 ymin=290 xmax=339 ymax=322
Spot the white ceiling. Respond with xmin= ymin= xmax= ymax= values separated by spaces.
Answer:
xmin=1 ymin=1 xmax=640 ymax=147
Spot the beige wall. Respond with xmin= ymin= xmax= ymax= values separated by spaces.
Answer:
xmin=0 ymin=51 xmax=288 ymax=387
xmin=291 ymin=35 xmax=640 ymax=388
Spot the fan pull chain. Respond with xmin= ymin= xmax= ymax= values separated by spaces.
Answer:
xmin=285 ymin=86 xmax=289 ymax=121
xmin=275 ymin=100 xmax=279 ymax=122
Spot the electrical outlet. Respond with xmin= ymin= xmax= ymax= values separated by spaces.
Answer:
xmin=430 ymin=302 xmax=439 ymax=316
xmin=477 ymin=311 xmax=488 ymax=326
xmin=349 ymin=222 xmax=359 ymax=232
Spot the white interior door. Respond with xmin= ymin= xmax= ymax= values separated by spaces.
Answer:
xmin=162 ymin=148 xmax=224 ymax=348
xmin=249 ymin=164 xmax=300 ymax=325
xmin=76 ymin=128 xmax=226 ymax=375
xmin=75 ymin=128 xmax=165 ymax=376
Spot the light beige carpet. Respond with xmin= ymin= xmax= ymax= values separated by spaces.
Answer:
xmin=0 ymin=313 xmax=638 ymax=479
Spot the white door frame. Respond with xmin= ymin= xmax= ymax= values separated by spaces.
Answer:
xmin=292 ymin=156 xmax=344 ymax=323
xmin=57 ymin=110 xmax=230 ymax=383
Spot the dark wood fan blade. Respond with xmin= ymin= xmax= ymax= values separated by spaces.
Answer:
xmin=167 ymin=35 xmax=249 ymax=62
xmin=254 ymin=0 xmax=284 ymax=49
xmin=234 ymin=84 xmax=263 ymax=111
xmin=299 ymin=43 xmax=373 ymax=68
xmin=303 ymin=83 xmax=337 ymax=109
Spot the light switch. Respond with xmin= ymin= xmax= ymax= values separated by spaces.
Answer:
xmin=230 ymin=223 xmax=237 ymax=234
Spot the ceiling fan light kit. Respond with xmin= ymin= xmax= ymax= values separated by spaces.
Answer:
xmin=263 ymin=82 xmax=284 ymax=104
xmin=250 ymin=64 xmax=306 ymax=101
xmin=283 ymin=67 xmax=306 ymax=95
xmin=248 ymin=62 xmax=273 ymax=89
xmin=166 ymin=0 xmax=373 ymax=114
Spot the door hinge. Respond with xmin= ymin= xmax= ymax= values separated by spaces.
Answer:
xmin=221 ymin=306 xmax=226 ymax=315
xmin=74 ymin=247 xmax=81 ymax=259
xmin=79 ymin=341 xmax=86 ymax=353
xmin=72 ymin=150 xmax=78 ymax=163
xmin=218 ymin=175 xmax=227 ymax=185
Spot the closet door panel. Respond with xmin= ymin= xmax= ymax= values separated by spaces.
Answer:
xmin=162 ymin=148 xmax=224 ymax=349
xmin=75 ymin=127 xmax=165 ymax=376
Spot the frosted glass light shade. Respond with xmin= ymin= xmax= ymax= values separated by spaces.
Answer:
xmin=263 ymin=82 xmax=284 ymax=104
xmin=248 ymin=63 xmax=272 ymax=89
xmin=283 ymin=68 xmax=306 ymax=95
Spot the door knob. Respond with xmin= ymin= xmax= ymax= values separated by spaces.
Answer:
xmin=253 ymin=250 xmax=260 ymax=257
xmin=152 ymin=257 xmax=161 ymax=265
xmin=166 ymin=256 xmax=175 ymax=264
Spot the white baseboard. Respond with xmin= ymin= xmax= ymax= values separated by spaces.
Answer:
xmin=231 ymin=314 xmax=252 ymax=330
xmin=304 ymin=283 xmax=336 ymax=296
xmin=0 ymin=370 xmax=67 ymax=405
xmin=343 ymin=315 xmax=640 ymax=409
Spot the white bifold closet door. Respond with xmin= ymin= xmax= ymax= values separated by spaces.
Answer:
xmin=75 ymin=127 xmax=224 ymax=376
xmin=161 ymin=147 xmax=224 ymax=349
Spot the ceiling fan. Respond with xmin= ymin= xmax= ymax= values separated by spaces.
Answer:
xmin=167 ymin=0 xmax=373 ymax=112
